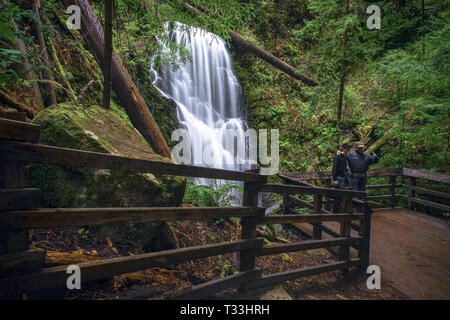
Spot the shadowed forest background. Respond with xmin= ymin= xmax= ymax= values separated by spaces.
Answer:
xmin=1 ymin=0 xmax=449 ymax=174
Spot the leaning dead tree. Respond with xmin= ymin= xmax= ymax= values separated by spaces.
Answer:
xmin=61 ymin=0 xmax=171 ymax=158
xmin=0 ymin=87 xmax=36 ymax=118
xmin=32 ymin=0 xmax=58 ymax=106
xmin=183 ymin=2 xmax=319 ymax=87
xmin=2 ymin=0 xmax=44 ymax=111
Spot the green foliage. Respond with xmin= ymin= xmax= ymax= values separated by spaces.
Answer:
xmin=110 ymin=0 xmax=254 ymax=73
xmin=77 ymin=227 xmax=90 ymax=240
xmin=183 ymin=179 xmax=243 ymax=207
xmin=234 ymin=0 xmax=449 ymax=175
xmin=0 ymin=1 xmax=36 ymax=85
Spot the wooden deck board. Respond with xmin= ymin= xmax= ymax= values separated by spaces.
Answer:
xmin=295 ymin=208 xmax=450 ymax=299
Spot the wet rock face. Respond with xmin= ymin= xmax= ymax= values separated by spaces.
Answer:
xmin=29 ymin=102 xmax=186 ymax=251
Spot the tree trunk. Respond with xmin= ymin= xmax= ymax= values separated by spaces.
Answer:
xmin=366 ymin=108 xmax=417 ymax=153
xmin=337 ymin=0 xmax=350 ymax=122
xmin=32 ymin=0 xmax=57 ymax=106
xmin=61 ymin=0 xmax=171 ymax=158
xmin=422 ymin=0 xmax=425 ymax=57
xmin=103 ymin=0 xmax=113 ymax=109
xmin=47 ymin=35 xmax=78 ymax=101
xmin=337 ymin=71 xmax=346 ymax=122
xmin=183 ymin=2 xmax=319 ymax=86
xmin=0 ymin=87 xmax=36 ymax=118
xmin=2 ymin=0 xmax=44 ymax=111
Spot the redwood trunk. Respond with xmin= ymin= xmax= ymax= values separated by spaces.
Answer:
xmin=103 ymin=0 xmax=112 ymax=109
xmin=32 ymin=0 xmax=57 ymax=106
xmin=62 ymin=0 xmax=171 ymax=158
xmin=183 ymin=3 xmax=319 ymax=86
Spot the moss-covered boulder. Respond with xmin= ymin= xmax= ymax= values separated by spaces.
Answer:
xmin=29 ymin=102 xmax=186 ymax=251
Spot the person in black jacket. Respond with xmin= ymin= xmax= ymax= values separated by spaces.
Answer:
xmin=346 ymin=141 xmax=379 ymax=192
xmin=332 ymin=143 xmax=350 ymax=188
xmin=331 ymin=143 xmax=350 ymax=212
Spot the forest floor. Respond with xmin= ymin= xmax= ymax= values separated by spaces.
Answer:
xmin=28 ymin=205 xmax=420 ymax=300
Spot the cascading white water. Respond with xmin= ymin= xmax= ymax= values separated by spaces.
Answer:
xmin=150 ymin=22 xmax=250 ymax=175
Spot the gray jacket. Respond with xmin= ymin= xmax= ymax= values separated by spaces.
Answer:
xmin=346 ymin=150 xmax=378 ymax=175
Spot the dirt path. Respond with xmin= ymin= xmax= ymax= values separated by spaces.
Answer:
xmin=369 ymin=209 xmax=450 ymax=300
xmin=294 ymin=208 xmax=450 ymax=299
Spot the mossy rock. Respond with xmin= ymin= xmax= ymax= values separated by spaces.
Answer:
xmin=29 ymin=102 xmax=186 ymax=252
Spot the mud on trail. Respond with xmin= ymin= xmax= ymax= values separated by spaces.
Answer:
xmin=369 ymin=209 xmax=450 ymax=300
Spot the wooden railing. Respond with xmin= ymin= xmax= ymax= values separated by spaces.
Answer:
xmin=279 ymin=167 xmax=450 ymax=215
xmin=0 ymin=113 xmax=368 ymax=299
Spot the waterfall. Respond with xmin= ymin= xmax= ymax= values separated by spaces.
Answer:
xmin=149 ymin=22 xmax=250 ymax=175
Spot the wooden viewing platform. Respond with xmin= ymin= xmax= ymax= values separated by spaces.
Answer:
xmin=279 ymin=169 xmax=450 ymax=300
xmin=0 ymin=112 xmax=449 ymax=299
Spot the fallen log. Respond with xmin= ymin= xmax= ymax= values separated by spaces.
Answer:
xmin=183 ymin=2 xmax=319 ymax=86
xmin=45 ymin=250 xmax=180 ymax=286
xmin=0 ymin=87 xmax=36 ymax=118
xmin=61 ymin=0 xmax=171 ymax=158
xmin=366 ymin=108 xmax=417 ymax=154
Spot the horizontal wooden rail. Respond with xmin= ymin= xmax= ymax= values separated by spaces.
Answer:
xmin=257 ymin=237 xmax=362 ymax=256
xmin=0 ymin=118 xmax=40 ymax=143
xmin=0 ymin=207 xmax=266 ymax=229
xmin=366 ymin=184 xmax=393 ymax=189
xmin=249 ymin=183 xmax=364 ymax=198
xmin=0 ymin=238 xmax=264 ymax=296
xmin=403 ymin=168 xmax=450 ymax=184
xmin=366 ymin=195 xmax=393 ymax=201
xmin=0 ymin=111 xmax=26 ymax=122
xmin=288 ymin=196 xmax=313 ymax=210
xmin=398 ymin=184 xmax=450 ymax=199
xmin=246 ymin=259 xmax=363 ymax=290
xmin=320 ymin=224 xmax=341 ymax=238
xmin=287 ymin=196 xmax=333 ymax=214
xmin=171 ymin=269 xmax=262 ymax=300
xmin=0 ymin=141 xmax=266 ymax=182
xmin=0 ymin=189 xmax=41 ymax=211
xmin=373 ymin=194 xmax=449 ymax=212
xmin=258 ymin=213 xmax=362 ymax=225
xmin=0 ymin=249 xmax=46 ymax=277
xmin=280 ymin=168 xmax=402 ymax=181
xmin=409 ymin=197 xmax=450 ymax=212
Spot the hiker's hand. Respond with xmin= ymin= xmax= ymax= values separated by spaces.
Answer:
xmin=332 ymin=180 xmax=338 ymax=186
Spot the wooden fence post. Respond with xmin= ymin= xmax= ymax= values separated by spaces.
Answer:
xmin=0 ymin=117 xmax=43 ymax=263
xmin=312 ymin=194 xmax=323 ymax=239
xmin=407 ymin=177 xmax=416 ymax=210
xmin=389 ymin=176 xmax=396 ymax=208
xmin=0 ymin=159 xmax=31 ymax=254
xmin=339 ymin=197 xmax=352 ymax=274
xmin=324 ymin=179 xmax=332 ymax=211
xmin=281 ymin=193 xmax=291 ymax=214
xmin=239 ymin=170 xmax=266 ymax=273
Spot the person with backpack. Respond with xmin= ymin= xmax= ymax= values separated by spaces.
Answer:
xmin=331 ymin=143 xmax=350 ymax=212
xmin=346 ymin=141 xmax=379 ymax=192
